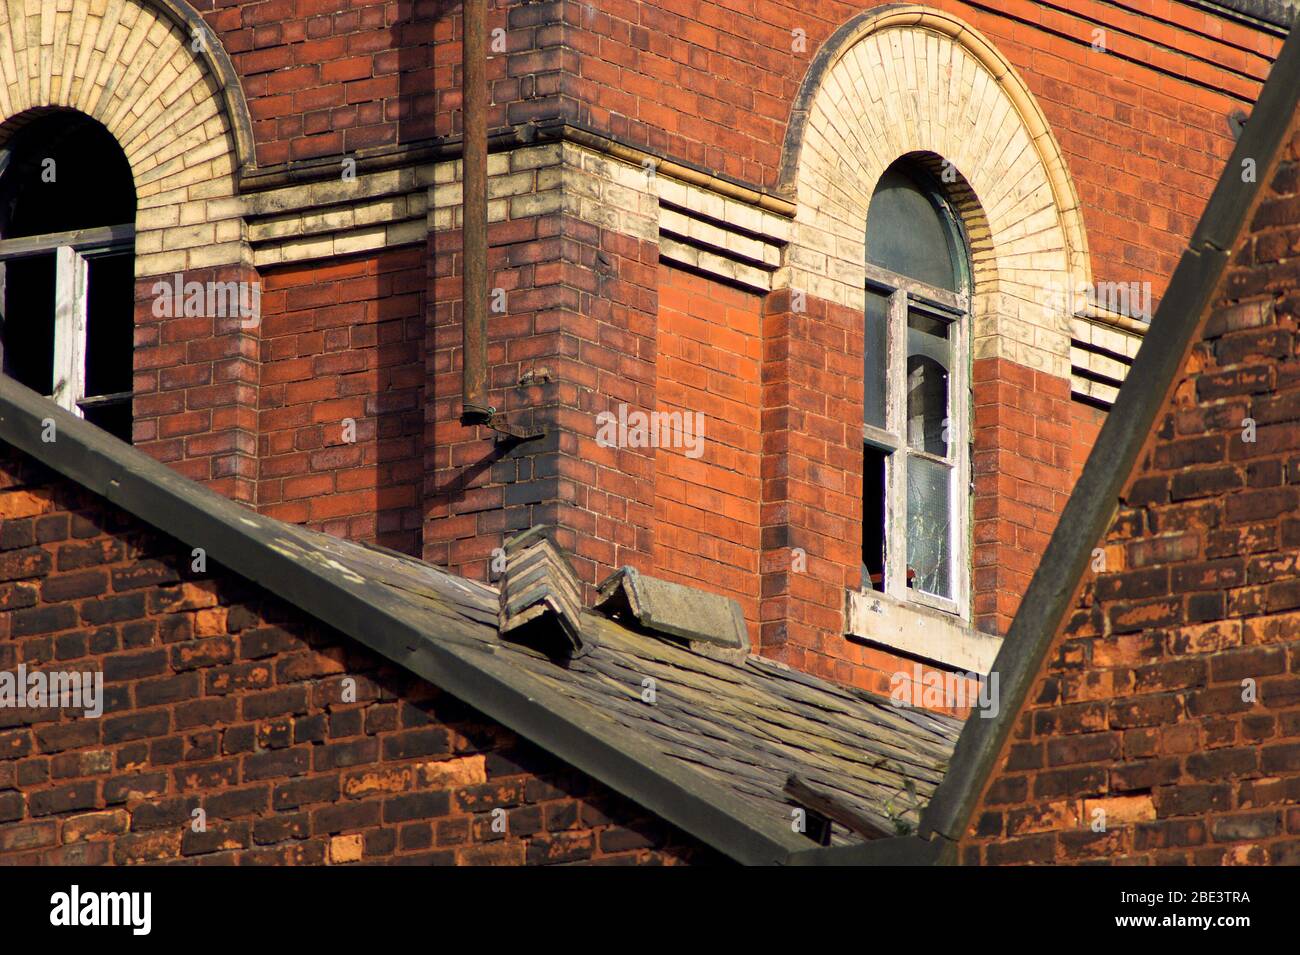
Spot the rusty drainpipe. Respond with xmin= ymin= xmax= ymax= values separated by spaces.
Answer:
xmin=460 ymin=0 xmax=491 ymax=425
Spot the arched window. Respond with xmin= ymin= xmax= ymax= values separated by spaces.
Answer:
xmin=0 ymin=111 xmax=136 ymax=441
xmin=862 ymin=161 xmax=970 ymax=614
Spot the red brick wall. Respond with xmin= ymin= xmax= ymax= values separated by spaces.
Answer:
xmin=203 ymin=0 xmax=1276 ymax=292
xmin=1071 ymin=399 xmax=1109 ymax=483
xmin=200 ymin=0 xmax=429 ymax=164
xmin=972 ymin=359 xmax=1075 ymax=636
xmin=760 ymin=288 xmax=862 ymax=683
xmin=133 ymin=266 xmax=260 ymax=506
xmin=0 ymin=447 xmax=718 ymax=866
xmin=523 ymin=0 xmax=1277 ymax=301
xmin=653 ymin=266 xmax=762 ymax=634
xmin=116 ymin=0 xmax=1280 ymax=709
xmin=256 ymin=249 xmax=425 ymax=556
xmin=958 ymin=115 xmax=1300 ymax=866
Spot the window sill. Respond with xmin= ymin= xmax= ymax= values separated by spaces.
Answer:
xmin=844 ymin=588 xmax=1002 ymax=674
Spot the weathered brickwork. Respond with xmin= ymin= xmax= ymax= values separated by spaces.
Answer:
xmin=427 ymin=146 xmax=660 ymax=592
xmin=200 ymin=0 xmax=430 ymax=165
xmin=960 ymin=118 xmax=1300 ymax=865
xmin=0 ymin=447 xmax=717 ymax=865
xmin=653 ymin=266 xmax=763 ymax=632
xmin=132 ymin=266 xmax=262 ymax=506
xmin=437 ymin=0 xmax=1275 ymax=303
xmin=973 ymin=358 xmax=1075 ymax=637
xmin=783 ymin=10 xmax=1085 ymax=381
xmin=1 ymin=0 xmax=1288 ymax=723
xmin=760 ymin=288 xmax=862 ymax=681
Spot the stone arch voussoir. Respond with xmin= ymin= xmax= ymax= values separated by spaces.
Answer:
xmin=0 ymin=0 xmax=255 ymax=274
xmin=779 ymin=6 xmax=1091 ymax=378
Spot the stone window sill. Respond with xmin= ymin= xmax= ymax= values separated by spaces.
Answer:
xmin=844 ymin=588 xmax=1002 ymax=674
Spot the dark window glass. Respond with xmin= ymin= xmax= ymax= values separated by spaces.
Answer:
xmin=1 ymin=251 xmax=56 ymax=394
xmin=0 ymin=113 xmax=136 ymax=238
xmin=862 ymin=445 xmax=887 ymax=591
xmin=84 ymin=252 xmax=135 ymax=397
xmin=81 ymin=400 xmax=132 ymax=442
xmin=865 ymin=167 xmax=961 ymax=292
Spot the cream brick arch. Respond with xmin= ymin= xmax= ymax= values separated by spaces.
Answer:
xmin=778 ymin=7 xmax=1091 ymax=377
xmin=0 ymin=0 xmax=256 ymax=275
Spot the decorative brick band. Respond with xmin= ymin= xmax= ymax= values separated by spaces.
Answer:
xmin=1071 ymin=313 xmax=1145 ymax=406
xmin=657 ymin=176 xmax=791 ymax=292
xmin=247 ymin=167 xmax=431 ymax=267
xmin=430 ymin=143 xmax=657 ymax=244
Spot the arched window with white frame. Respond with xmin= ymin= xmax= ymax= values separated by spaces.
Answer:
xmin=862 ymin=159 xmax=971 ymax=616
xmin=0 ymin=110 xmax=136 ymax=441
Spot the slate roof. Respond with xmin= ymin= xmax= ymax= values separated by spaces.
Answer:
xmin=0 ymin=372 xmax=959 ymax=864
xmin=304 ymin=531 xmax=960 ymax=846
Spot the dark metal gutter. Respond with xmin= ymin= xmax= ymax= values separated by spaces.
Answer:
xmin=784 ymin=834 xmax=944 ymax=866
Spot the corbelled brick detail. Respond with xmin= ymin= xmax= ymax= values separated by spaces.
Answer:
xmin=0 ymin=448 xmax=717 ymax=866
xmin=960 ymin=123 xmax=1300 ymax=865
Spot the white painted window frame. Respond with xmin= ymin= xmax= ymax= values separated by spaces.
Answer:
xmin=862 ymin=257 xmax=973 ymax=620
xmin=0 ymin=224 xmax=135 ymax=419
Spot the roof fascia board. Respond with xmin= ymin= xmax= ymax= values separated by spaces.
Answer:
xmin=918 ymin=21 xmax=1300 ymax=850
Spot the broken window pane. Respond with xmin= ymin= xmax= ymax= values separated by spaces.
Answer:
xmin=906 ymin=310 xmax=950 ymax=456
xmin=907 ymin=455 xmax=952 ymax=600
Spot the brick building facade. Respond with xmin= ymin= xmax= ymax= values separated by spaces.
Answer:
xmin=8 ymin=0 xmax=1275 ymax=691
xmin=1 ymin=0 xmax=1298 ymax=865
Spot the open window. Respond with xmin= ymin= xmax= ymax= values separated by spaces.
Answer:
xmin=862 ymin=161 xmax=971 ymax=616
xmin=0 ymin=111 xmax=136 ymax=441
